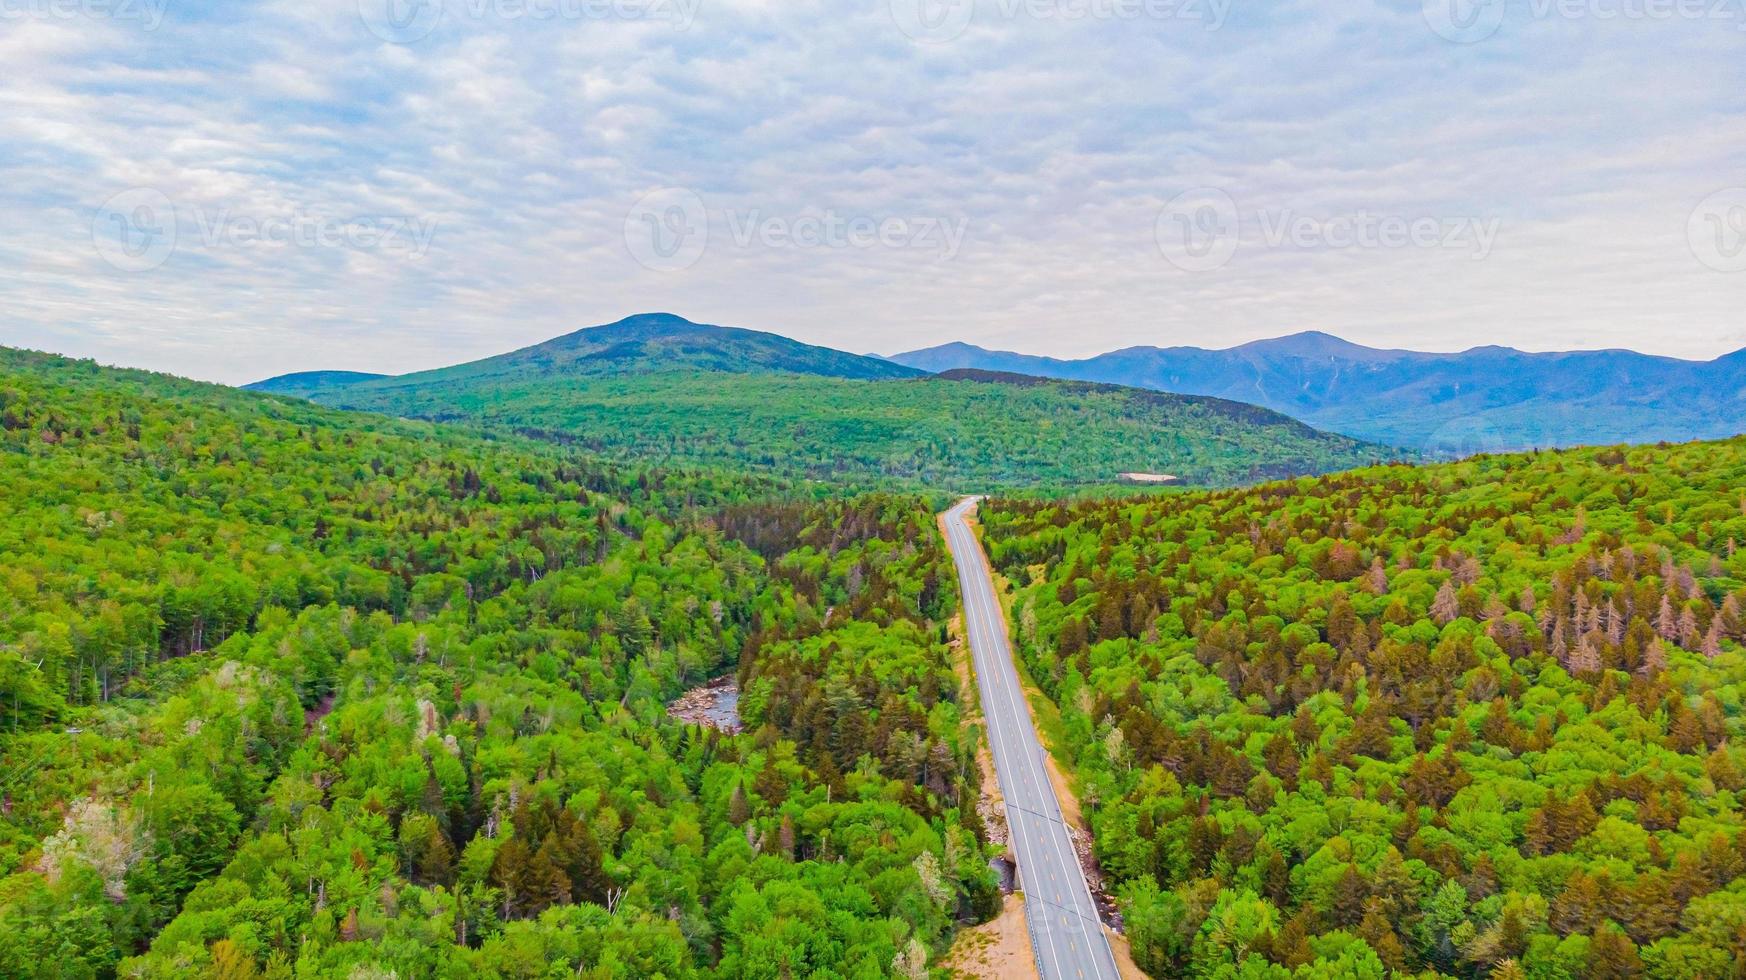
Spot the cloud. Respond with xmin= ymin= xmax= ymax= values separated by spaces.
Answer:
xmin=0 ymin=0 xmax=1742 ymax=383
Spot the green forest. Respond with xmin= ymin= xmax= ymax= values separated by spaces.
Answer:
xmin=979 ymin=441 xmax=1746 ymax=978
xmin=9 ymin=337 xmax=1746 ymax=980
xmin=306 ymin=368 xmax=1391 ymax=490
xmin=0 ymin=349 xmax=990 ymax=977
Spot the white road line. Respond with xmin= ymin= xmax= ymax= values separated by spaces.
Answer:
xmin=958 ymin=523 xmax=1066 ymax=980
xmin=943 ymin=501 xmax=1119 ymax=980
xmin=954 ymin=521 xmax=1048 ymax=967
xmin=952 ymin=517 xmax=1067 ymax=979
xmin=968 ymin=512 xmax=1111 ymax=975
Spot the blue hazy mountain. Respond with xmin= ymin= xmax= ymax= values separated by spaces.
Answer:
xmin=890 ymin=332 xmax=1746 ymax=453
xmin=242 ymin=370 xmax=388 ymax=399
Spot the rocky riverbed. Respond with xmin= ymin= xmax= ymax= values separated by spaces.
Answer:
xmin=667 ymin=675 xmax=741 ymax=732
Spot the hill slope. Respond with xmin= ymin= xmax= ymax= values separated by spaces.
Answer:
xmin=256 ymin=313 xmax=924 ymax=394
xmin=274 ymin=319 xmax=1399 ymax=488
xmin=891 ymin=332 xmax=1746 ymax=453
xmin=0 ymin=346 xmax=993 ymax=976
xmin=982 ymin=437 xmax=1746 ymax=976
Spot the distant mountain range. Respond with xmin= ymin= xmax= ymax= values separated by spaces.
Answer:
xmin=888 ymin=332 xmax=1746 ymax=453
xmin=246 ymin=314 xmax=1393 ymax=488
xmin=245 ymin=370 xmax=389 ymax=399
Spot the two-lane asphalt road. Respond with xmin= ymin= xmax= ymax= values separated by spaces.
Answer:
xmin=942 ymin=498 xmax=1120 ymax=980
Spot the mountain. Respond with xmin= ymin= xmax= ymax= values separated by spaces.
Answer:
xmin=242 ymin=370 xmax=387 ymax=398
xmin=300 ymin=312 xmax=919 ymax=388
xmin=248 ymin=313 xmax=921 ymax=397
xmin=260 ymin=315 xmax=1399 ymax=488
xmin=889 ymin=332 xmax=1746 ymax=453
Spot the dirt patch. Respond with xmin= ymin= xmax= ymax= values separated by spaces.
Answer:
xmin=975 ymin=743 xmax=1008 ymax=850
xmin=940 ymin=894 xmax=1037 ymax=980
xmin=304 ymin=692 xmax=336 ymax=735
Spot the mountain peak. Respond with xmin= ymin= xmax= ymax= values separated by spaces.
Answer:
xmin=560 ymin=312 xmax=705 ymax=343
xmin=244 ymin=370 xmax=389 ymax=395
xmin=888 ymin=340 xmax=998 ymax=360
xmin=604 ymin=311 xmax=699 ymax=329
xmin=349 ymin=314 xmax=926 ymax=387
xmin=1233 ymin=331 xmax=1387 ymax=359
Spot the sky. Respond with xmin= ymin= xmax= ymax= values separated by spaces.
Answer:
xmin=1 ymin=0 xmax=1743 ymax=384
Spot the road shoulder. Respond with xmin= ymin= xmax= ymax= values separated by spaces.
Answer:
xmin=941 ymin=894 xmax=1036 ymax=980
xmin=962 ymin=505 xmax=1149 ymax=980
xmin=934 ymin=517 xmax=1040 ymax=980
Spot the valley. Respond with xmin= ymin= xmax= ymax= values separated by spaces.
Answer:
xmin=4 ymin=323 xmax=1744 ymax=979
xmin=10 ymin=1 xmax=1739 ymax=975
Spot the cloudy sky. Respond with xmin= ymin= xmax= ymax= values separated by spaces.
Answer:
xmin=2 ymin=0 xmax=1743 ymax=384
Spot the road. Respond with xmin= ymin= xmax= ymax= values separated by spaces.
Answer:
xmin=942 ymin=497 xmax=1120 ymax=980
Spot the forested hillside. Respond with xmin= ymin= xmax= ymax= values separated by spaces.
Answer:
xmin=0 ymin=348 xmax=991 ymax=977
xmin=305 ymin=313 xmax=926 ymax=385
xmin=302 ymin=366 xmax=1392 ymax=490
xmin=981 ymin=441 xmax=1746 ymax=978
